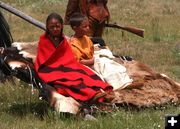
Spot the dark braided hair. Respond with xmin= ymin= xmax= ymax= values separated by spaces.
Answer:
xmin=69 ymin=12 xmax=88 ymax=29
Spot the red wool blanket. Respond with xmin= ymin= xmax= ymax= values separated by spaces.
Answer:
xmin=35 ymin=33 xmax=112 ymax=101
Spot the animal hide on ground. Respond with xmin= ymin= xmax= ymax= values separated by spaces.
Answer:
xmin=6 ymin=41 xmax=180 ymax=108
xmin=112 ymin=60 xmax=180 ymax=107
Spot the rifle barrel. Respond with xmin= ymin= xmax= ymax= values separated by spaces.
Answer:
xmin=105 ymin=23 xmax=144 ymax=38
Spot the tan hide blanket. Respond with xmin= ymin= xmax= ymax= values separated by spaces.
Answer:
xmin=11 ymin=42 xmax=180 ymax=108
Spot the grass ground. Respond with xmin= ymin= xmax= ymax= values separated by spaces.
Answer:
xmin=0 ymin=0 xmax=180 ymax=129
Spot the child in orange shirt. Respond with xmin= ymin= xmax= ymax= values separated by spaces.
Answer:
xmin=68 ymin=13 xmax=133 ymax=90
xmin=68 ymin=13 xmax=95 ymax=67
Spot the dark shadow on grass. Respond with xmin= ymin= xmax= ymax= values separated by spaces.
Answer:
xmin=5 ymin=100 xmax=78 ymax=121
xmin=6 ymin=100 xmax=178 ymax=120
xmin=5 ymin=100 xmax=50 ymax=119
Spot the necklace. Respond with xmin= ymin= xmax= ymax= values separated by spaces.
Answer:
xmin=48 ymin=34 xmax=63 ymax=48
xmin=49 ymin=37 xmax=60 ymax=48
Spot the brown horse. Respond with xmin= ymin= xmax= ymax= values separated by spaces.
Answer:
xmin=64 ymin=0 xmax=109 ymax=37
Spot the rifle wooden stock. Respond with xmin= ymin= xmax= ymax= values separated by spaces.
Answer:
xmin=105 ymin=23 xmax=144 ymax=38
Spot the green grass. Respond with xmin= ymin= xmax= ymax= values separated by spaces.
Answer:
xmin=0 ymin=0 xmax=180 ymax=128
xmin=1 ymin=82 xmax=180 ymax=129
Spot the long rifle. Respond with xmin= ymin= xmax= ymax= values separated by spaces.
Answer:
xmin=0 ymin=1 xmax=46 ymax=30
xmin=105 ymin=23 xmax=144 ymax=38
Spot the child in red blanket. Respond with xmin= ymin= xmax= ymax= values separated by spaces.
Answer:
xmin=35 ymin=12 xmax=112 ymax=103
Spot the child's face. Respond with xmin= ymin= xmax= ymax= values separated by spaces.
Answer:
xmin=47 ymin=18 xmax=63 ymax=37
xmin=75 ymin=19 xmax=90 ymax=37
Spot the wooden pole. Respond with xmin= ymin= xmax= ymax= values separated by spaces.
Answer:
xmin=0 ymin=1 xmax=46 ymax=30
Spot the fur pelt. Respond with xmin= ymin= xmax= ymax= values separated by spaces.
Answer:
xmin=112 ymin=59 xmax=180 ymax=107
xmin=7 ymin=42 xmax=180 ymax=108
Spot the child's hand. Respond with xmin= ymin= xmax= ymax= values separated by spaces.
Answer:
xmin=80 ymin=57 xmax=94 ymax=66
